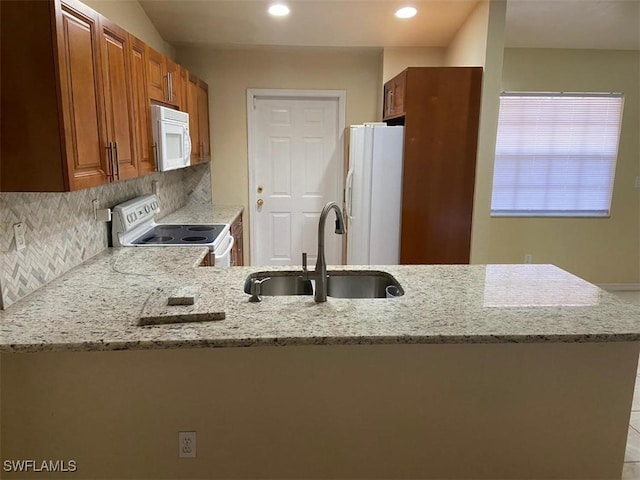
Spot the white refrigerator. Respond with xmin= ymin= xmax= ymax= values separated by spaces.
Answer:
xmin=345 ymin=124 xmax=404 ymax=265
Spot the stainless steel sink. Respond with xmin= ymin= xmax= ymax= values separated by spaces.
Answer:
xmin=243 ymin=271 xmax=313 ymax=296
xmin=244 ymin=270 xmax=403 ymax=299
xmin=326 ymin=271 xmax=404 ymax=299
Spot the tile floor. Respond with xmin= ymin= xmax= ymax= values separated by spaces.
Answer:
xmin=611 ymin=291 xmax=640 ymax=479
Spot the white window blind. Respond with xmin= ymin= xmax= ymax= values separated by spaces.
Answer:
xmin=491 ymin=93 xmax=624 ymax=217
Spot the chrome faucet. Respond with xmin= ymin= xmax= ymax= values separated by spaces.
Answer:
xmin=303 ymin=201 xmax=346 ymax=302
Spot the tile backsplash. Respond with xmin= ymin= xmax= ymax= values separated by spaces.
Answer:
xmin=0 ymin=163 xmax=212 ymax=309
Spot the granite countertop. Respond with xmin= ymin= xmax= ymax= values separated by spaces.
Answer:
xmin=2 ymin=200 xmax=639 ymax=354
xmin=1 ymin=243 xmax=640 ymax=353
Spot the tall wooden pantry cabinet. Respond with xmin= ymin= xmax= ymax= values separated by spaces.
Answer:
xmin=383 ymin=67 xmax=483 ymax=264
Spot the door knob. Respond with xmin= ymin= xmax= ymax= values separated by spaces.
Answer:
xmin=257 ymin=198 xmax=264 ymax=207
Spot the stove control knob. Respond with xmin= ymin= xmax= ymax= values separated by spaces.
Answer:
xmin=145 ymin=206 xmax=150 ymax=213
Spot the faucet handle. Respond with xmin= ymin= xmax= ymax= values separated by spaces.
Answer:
xmin=249 ymin=277 xmax=270 ymax=302
xmin=302 ymin=252 xmax=307 ymax=271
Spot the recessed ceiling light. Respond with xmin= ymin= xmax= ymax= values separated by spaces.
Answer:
xmin=268 ymin=4 xmax=290 ymax=16
xmin=395 ymin=6 xmax=417 ymax=18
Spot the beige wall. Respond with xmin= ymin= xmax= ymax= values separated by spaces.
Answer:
xmin=444 ymin=0 xmax=490 ymax=67
xmin=444 ymin=1 xmax=507 ymax=268
xmin=381 ymin=47 xmax=446 ymax=83
xmin=81 ymin=0 xmax=174 ymax=58
xmin=464 ymin=0 xmax=507 ymax=264
xmin=2 ymin=342 xmax=637 ymax=478
xmin=489 ymin=49 xmax=640 ymax=284
xmin=176 ymin=46 xmax=382 ymax=263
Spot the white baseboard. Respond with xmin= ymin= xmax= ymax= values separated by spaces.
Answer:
xmin=597 ymin=283 xmax=640 ymax=292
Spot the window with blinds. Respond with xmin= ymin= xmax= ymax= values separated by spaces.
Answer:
xmin=490 ymin=93 xmax=624 ymax=217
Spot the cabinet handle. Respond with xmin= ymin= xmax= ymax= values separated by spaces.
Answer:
xmin=152 ymin=142 xmax=158 ymax=167
xmin=387 ymin=90 xmax=393 ymax=115
xmin=113 ymin=141 xmax=120 ymax=180
xmin=201 ymin=142 xmax=204 ymax=161
xmin=168 ymin=72 xmax=173 ymax=102
xmin=105 ymin=142 xmax=114 ymax=181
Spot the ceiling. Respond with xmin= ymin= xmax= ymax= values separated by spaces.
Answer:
xmin=138 ymin=0 xmax=479 ymax=48
xmin=139 ymin=0 xmax=640 ymax=50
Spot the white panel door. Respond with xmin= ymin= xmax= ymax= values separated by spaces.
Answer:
xmin=252 ymin=96 xmax=341 ymax=266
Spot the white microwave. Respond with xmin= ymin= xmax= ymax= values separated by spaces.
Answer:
xmin=151 ymin=105 xmax=192 ymax=172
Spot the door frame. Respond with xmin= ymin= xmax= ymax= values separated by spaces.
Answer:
xmin=246 ymin=89 xmax=347 ymax=266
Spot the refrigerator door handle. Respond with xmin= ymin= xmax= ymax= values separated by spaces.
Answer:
xmin=345 ymin=169 xmax=354 ymax=218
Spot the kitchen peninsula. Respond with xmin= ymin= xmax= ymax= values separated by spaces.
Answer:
xmin=1 ymin=244 xmax=639 ymax=478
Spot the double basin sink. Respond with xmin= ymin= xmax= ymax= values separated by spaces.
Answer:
xmin=243 ymin=270 xmax=404 ymax=299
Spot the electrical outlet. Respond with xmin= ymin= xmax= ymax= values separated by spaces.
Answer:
xmin=13 ymin=223 xmax=26 ymax=251
xmin=92 ymin=199 xmax=99 ymax=220
xmin=524 ymin=254 xmax=532 ymax=264
xmin=178 ymin=431 xmax=196 ymax=458
xmin=635 ymin=176 xmax=640 ymax=189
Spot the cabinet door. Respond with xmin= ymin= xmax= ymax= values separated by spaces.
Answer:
xmin=197 ymin=80 xmax=211 ymax=162
xmin=165 ymin=58 xmax=182 ymax=108
xmin=399 ymin=67 xmax=482 ymax=265
xmin=187 ymin=73 xmax=201 ymax=163
xmin=391 ymin=71 xmax=406 ymax=116
xmin=231 ymin=214 xmax=244 ymax=266
xmin=57 ymin=0 xmax=109 ymax=190
xmin=99 ymin=18 xmax=137 ymax=180
xmin=130 ymin=36 xmax=154 ymax=175
xmin=383 ymin=70 xmax=406 ymax=120
xmin=383 ymin=82 xmax=393 ymax=119
xmin=146 ymin=46 xmax=166 ymax=102
xmin=180 ymin=66 xmax=189 ymax=113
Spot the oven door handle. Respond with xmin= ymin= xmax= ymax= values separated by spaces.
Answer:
xmin=215 ymin=234 xmax=235 ymax=260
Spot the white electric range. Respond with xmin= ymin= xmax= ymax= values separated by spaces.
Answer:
xmin=111 ymin=194 xmax=234 ymax=266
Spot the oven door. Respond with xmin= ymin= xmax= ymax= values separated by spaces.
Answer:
xmin=214 ymin=233 xmax=235 ymax=267
xmin=156 ymin=120 xmax=191 ymax=171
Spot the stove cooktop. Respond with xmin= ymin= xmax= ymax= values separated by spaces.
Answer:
xmin=111 ymin=194 xmax=230 ymax=249
xmin=131 ymin=224 xmax=226 ymax=246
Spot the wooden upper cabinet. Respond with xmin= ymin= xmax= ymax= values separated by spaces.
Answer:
xmin=186 ymin=72 xmax=211 ymax=165
xmin=197 ymin=80 xmax=211 ymax=163
xmin=1 ymin=0 xmax=111 ymax=191
xmin=129 ymin=36 xmax=155 ymax=175
xmin=383 ymin=70 xmax=407 ymax=120
xmin=146 ymin=46 xmax=183 ymax=109
xmin=165 ymin=58 xmax=183 ymax=109
xmin=58 ymin=0 xmax=112 ymax=190
xmin=187 ymin=73 xmax=201 ymax=164
xmin=146 ymin=46 xmax=166 ymax=103
xmin=180 ymin=67 xmax=189 ymax=112
xmin=98 ymin=18 xmax=137 ymax=181
xmin=0 ymin=0 xmax=204 ymax=192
